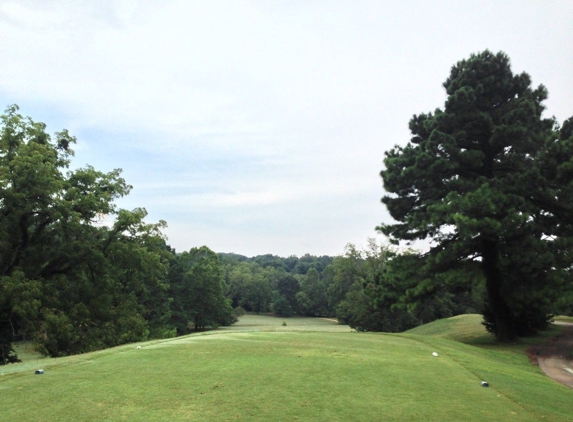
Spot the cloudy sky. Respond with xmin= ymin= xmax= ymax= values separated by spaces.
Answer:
xmin=1 ymin=1 xmax=571 ymax=257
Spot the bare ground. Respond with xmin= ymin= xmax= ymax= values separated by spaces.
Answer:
xmin=526 ymin=323 xmax=573 ymax=389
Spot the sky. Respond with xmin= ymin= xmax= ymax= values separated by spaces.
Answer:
xmin=1 ymin=1 xmax=572 ymax=257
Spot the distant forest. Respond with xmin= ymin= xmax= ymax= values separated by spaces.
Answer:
xmin=219 ymin=242 xmax=484 ymax=331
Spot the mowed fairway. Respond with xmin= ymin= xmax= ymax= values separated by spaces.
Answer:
xmin=1 ymin=315 xmax=572 ymax=421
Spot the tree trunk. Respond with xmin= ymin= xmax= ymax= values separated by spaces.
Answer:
xmin=481 ymin=238 xmax=516 ymax=342
xmin=194 ymin=314 xmax=200 ymax=331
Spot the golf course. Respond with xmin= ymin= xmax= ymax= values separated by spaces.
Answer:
xmin=1 ymin=314 xmax=572 ymax=421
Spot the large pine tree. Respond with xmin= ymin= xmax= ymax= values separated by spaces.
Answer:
xmin=379 ymin=51 xmax=573 ymax=342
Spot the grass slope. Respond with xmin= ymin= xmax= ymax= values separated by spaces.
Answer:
xmin=1 ymin=315 xmax=571 ymax=421
xmin=404 ymin=315 xmax=572 ymax=421
xmin=405 ymin=314 xmax=492 ymax=343
xmin=553 ymin=315 xmax=573 ymax=324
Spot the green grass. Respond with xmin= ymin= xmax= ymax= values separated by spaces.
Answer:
xmin=1 ymin=315 xmax=571 ymax=421
xmin=553 ymin=315 xmax=573 ymax=324
xmin=220 ymin=313 xmax=350 ymax=332
xmin=13 ymin=341 xmax=44 ymax=362
xmin=405 ymin=314 xmax=494 ymax=344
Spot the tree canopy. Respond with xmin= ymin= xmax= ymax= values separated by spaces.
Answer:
xmin=379 ymin=51 xmax=573 ymax=341
xmin=0 ymin=105 xmax=174 ymax=361
xmin=169 ymin=246 xmax=235 ymax=332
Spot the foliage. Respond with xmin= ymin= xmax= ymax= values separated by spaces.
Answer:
xmin=232 ymin=306 xmax=246 ymax=318
xmin=331 ymin=239 xmax=484 ymax=332
xmin=297 ymin=268 xmax=330 ymax=316
xmin=223 ymin=261 xmax=273 ymax=312
xmin=333 ymin=241 xmax=416 ymax=331
xmin=292 ymin=253 xmax=333 ymax=275
xmin=219 ymin=253 xmax=338 ymax=318
xmin=219 ymin=239 xmax=482 ymax=332
xmin=387 ymin=253 xmax=484 ymax=324
xmin=0 ymin=105 xmax=172 ymax=359
xmin=270 ymin=292 xmax=293 ymax=317
xmin=326 ymin=245 xmax=364 ymax=310
xmin=379 ymin=51 xmax=573 ymax=341
xmin=0 ymin=326 xmax=21 ymax=364
xmin=276 ymin=274 xmax=300 ymax=313
xmin=169 ymin=246 xmax=235 ymax=332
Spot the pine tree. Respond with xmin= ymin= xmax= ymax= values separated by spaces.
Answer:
xmin=380 ymin=51 xmax=573 ymax=341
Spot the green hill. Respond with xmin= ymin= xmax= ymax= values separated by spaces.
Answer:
xmin=405 ymin=313 xmax=494 ymax=344
xmin=0 ymin=315 xmax=570 ymax=421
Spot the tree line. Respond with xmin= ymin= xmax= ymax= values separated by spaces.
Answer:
xmin=219 ymin=240 xmax=483 ymax=332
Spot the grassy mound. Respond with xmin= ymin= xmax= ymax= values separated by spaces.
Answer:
xmin=553 ymin=315 xmax=573 ymax=324
xmin=405 ymin=314 xmax=494 ymax=344
xmin=1 ymin=315 xmax=571 ymax=421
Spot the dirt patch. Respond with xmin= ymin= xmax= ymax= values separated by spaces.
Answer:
xmin=526 ymin=324 xmax=573 ymax=389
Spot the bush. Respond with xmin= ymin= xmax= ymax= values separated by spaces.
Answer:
xmin=232 ymin=306 xmax=246 ymax=318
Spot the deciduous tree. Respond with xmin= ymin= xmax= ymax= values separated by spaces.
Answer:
xmin=0 ymin=105 xmax=172 ymax=359
xmin=170 ymin=246 xmax=234 ymax=332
